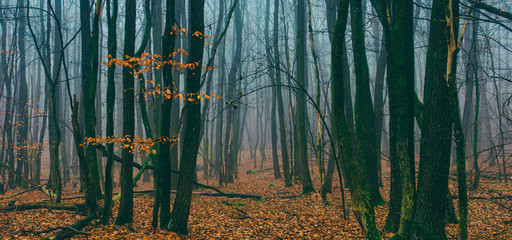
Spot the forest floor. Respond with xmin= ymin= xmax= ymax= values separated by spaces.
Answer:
xmin=1 ymin=153 xmax=512 ymax=239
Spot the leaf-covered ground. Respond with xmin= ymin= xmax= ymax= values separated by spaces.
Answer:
xmin=1 ymin=154 xmax=511 ymax=239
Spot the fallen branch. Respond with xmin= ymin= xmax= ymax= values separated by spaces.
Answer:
xmin=234 ymin=208 xmax=252 ymax=219
xmin=278 ymin=195 xmax=302 ymax=199
xmin=0 ymin=202 xmax=86 ymax=214
xmin=21 ymin=226 xmax=90 ymax=236
xmin=42 ymin=213 xmax=96 ymax=240
xmin=451 ymin=195 xmax=512 ymax=200
xmin=201 ymin=192 xmax=262 ymax=199
xmin=132 ymin=189 xmax=263 ymax=199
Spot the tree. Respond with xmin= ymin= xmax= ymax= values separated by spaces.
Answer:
xmin=167 ymin=0 xmax=205 ymax=233
xmin=159 ymin=0 xmax=175 ymax=228
xmin=350 ymin=0 xmax=384 ymax=206
xmin=4 ymin=0 xmax=15 ymax=189
xmin=306 ymin=0 xmax=326 ymax=201
xmin=49 ymin=0 xmax=64 ymax=203
xmin=79 ymin=0 xmax=101 ymax=214
xmin=411 ymin=0 xmax=459 ymax=238
xmin=273 ymin=0 xmax=292 ymax=187
xmin=331 ymin=0 xmax=381 ymax=238
xmin=15 ymin=0 xmax=30 ymax=190
xmin=370 ymin=0 xmax=416 ymax=236
xmin=224 ymin=0 xmax=243 ymax=183
xmin=116 ymin=0 xmax=136 ymax=225
xmin=296 ymin=0 xmax=314 ymax=195
xmin=102 ymin=0 xmax=118 ymax=225
xmin=265 ymin=0 xmax=281 ymax=180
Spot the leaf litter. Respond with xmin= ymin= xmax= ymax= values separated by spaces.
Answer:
xmin=1 ymin=153 xmax=511 ymax=239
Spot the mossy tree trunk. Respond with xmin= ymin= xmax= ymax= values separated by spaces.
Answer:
xmin=350 ymin=0 xmax=384 ymax=207
xmin=332 ymin=0 xmax=381 ymax=238
xmin=370 ymin=0 xmax=416 ymax=236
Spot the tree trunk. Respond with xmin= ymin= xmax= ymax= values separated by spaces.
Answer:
xmin=15 ymin=0 xmax=30 ymax=190
xmin=223 ymin=1 xmax=242 ymax=183
xmin=79 ymin=0 xmax=100 ymax=213
xmin=152 ymin=0 xmax=163 ymax=138
xmin=102 ymin=0 xmax=117 ymax=225
xmin=167 ymin=0 xmax=205 ymax=234
xmin=4 ymin=4 xmax=15 ymax=188
xmin=158 ymin=0 xmax=176 ymax=228
xmin=116 ymin=0 xmax=136 ymax=225
xmin=411 ymin=0 xmax=458 ymax=238
xmin=296 ymin=0 xmax=314 ymax=195
xmin=373 ymin=40 xmax=386 ymax=189
xmin=274 ymin=0 xmax=292 ymax=187
xmin=214 ymin=29 xmax=226 ymax=186
xmin=471 ymin=14 xmax=480 ymax=190
xmin=350 ymin=0 xmax=384 ymax=206
xmin=371 ymin=0 xmax=416 ymax=236
xmin=265 ymin=0 xmax=281 ymax=180
xmin=331 ymin=1 xmax=381 ymax=238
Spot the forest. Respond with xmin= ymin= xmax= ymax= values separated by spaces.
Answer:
xmin=0 ymin=0 xmax=511 ymax=239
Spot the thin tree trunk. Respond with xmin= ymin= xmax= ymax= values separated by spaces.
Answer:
xmin=296 ymin=0 xmax=314 ymax=195
xmin=265 ymin=0 xmax=281 ymax=180
xmin=274 ymin=0 xmax=291 ymax=187
xmin=471 ymin=15 xmax=480 ymax=189
xmin=102 ymin=0 xmax=117 ymax=225
xmin=158 ymin=0 xmax=175 ymax=228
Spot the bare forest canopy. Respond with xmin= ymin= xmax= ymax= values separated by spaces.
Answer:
xmin=0 ymin=0 xmax=511 ymax=239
